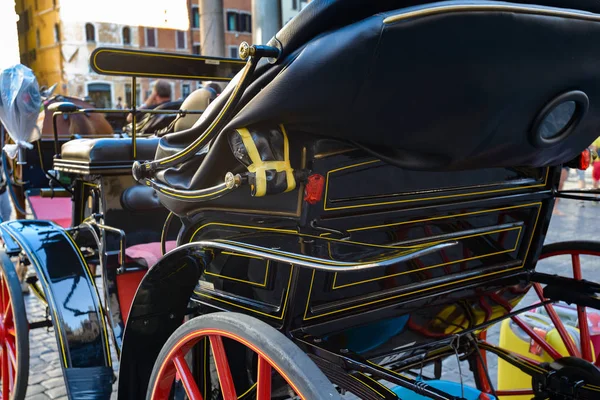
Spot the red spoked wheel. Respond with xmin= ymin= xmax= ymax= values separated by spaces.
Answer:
xmin=475 ymin=241 xmax=600 ymax=399
xmin=147 ymin=312 xmax=340 ymax=400
xmin=0 ymin=252 xmax=28 ymax=400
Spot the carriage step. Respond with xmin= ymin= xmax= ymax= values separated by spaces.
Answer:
xmin=0 ymin=228 xmax=21 ymax=256
xmin=532 ymin=272 xmax=600 ymax=309
xmin=29 ymin=319 xmax=53 ymax=330
xmin=543 ymin=285 xmax=600 ymax=310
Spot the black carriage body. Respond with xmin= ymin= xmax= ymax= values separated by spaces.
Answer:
xmin=177 ymin=137 xmax=555 ymax=363
xmin=24 ymin=0 xmax=600 ymax=397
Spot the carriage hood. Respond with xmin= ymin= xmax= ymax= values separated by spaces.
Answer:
xmin=221 ymin=0 xmax=600 ymax=170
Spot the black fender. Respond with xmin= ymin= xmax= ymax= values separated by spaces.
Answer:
xmin=117 ymin=244 xmax=210 ymax=399
xmin=0 ymin=220 xmax=113 ymax=399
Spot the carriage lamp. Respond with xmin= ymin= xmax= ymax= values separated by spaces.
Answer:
xmin=304 ymin=174 xmax=325 ymax=204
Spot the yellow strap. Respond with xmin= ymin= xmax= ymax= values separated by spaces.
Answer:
xmin=280 ymin=124 xmax=296 ymax=192
xmin=236 ymin=126 xmax=296 ymax=197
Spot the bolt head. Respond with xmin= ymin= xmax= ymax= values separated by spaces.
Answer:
xmin=225 ymin=172 xmax=241 ymax=189
xmin=239 ymin=42 xmax=251 ymax=60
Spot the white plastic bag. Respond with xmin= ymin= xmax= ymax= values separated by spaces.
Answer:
xmin=0 ymin=64 xmax=41 ymax=162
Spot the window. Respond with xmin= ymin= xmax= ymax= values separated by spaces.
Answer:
xmin=87 ymin=83 xmax=112 ymax=108
xmin=192 ymin=44 xmax=201 ymax=55
xmin=182 ymin=84 xmax=191 ymax=99
xmin=34 ymin=0 xmax=38 ymax=10
xmin=292 ymin=0 xmax=298 ymax=10
xmin=54 ymin=23 xmax=60 ymax=43
xmin=145 ymin=27 xmax=156 ymax=47
xmin=36 ymin=28 xmax=40 ymax=47
xmin=239 ymin=13 xmax=251 ymax=33
xmin=176 ymin=31 xmax=186 ymax=49
xmin=85 ymin=23 xmax=95 ymax=42
xmin=226 ymin=11 xmax=237 ymax=32
xmin=191 ymin=6 xmax=200 ymax=29
xmin=226 ymin=12 xmax=251 ymax=33
xmin=229 ymin=46 xmax=238 ymax=59
xmin=122 ymin=26 xmax=131 ymax=45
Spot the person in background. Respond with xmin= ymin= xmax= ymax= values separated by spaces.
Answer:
xmin=115 ymin=97 xmax=123 ymax=109
xmin=592 ymin=136 xmax=600 ymax=196
xmin=204 ymin=82 xmax=223 ymax=98
xmin=126 ymin=80 xmax=172 ymax=123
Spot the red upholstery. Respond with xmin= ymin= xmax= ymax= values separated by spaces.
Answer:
xmin=27 ymin=196 xmax=71 ymax=228
xmin=125 ymin=241 xmax=177 ymax=268
xmin=118 ymin=241 xmax=176 ymax=323
xmin=116 ymin=270 xmax=146 ymax=324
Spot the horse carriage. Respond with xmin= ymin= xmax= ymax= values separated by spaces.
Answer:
xmin=2 ymin=0 xmax=600 ymax=399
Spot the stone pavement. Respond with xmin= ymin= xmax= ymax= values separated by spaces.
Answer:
xmin=22 ymin=170 xmax=600 ymax=399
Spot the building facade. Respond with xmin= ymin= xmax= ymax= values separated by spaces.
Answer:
xmin=281 ymin=0 xmax=308 ymax=26
xmin=15 ymin=0 xmax=251 ymax=108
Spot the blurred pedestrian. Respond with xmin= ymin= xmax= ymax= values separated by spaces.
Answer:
xmin=592 ymin=137 xmax=600 ymax=195
xmin=115 ymin=97 xmax=124 ymax=109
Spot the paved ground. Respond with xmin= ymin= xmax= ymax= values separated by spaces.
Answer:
xmin=21 ymin=170 xmax=600 ymax=399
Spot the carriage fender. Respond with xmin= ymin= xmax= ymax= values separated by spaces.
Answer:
xmin=117 ymin=244 xmax=210 ymax=399
xmin=0 ymin=220 xmax=113 ymax=400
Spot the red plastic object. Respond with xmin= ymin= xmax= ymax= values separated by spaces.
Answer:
xmin=304 ymin=174 xmax=325 ymax=205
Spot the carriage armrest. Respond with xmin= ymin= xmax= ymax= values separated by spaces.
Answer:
xmin=189 ymin=238 xmax=457 ymax=272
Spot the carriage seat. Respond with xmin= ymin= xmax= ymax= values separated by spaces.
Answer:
xmin=54 ymin=137 xmax=160 ymax=174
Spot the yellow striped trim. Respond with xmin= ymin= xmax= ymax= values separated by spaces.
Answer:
xmin=384 ymin=4 xmax=600 ymax=25
xmin=64 ymin=231 xmax=113 ymax=367
xmin=324 ymin=161 xmax=548 ymax=211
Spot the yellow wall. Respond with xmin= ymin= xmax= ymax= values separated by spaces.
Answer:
xmin=15 ymin=0 xmax=65 ymax=92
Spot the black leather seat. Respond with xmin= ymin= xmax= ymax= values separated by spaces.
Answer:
xmin=61 ymin=137 xmax=159 ymax=164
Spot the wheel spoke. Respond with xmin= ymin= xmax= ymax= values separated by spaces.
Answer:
xmin=3 ymin=303 xmax=12 ymax=327
xmin=256 ymin=356 xmax=272 ymax=400
xmin=172 ymin=352 xmax=203 ymax=400
xmin=209 ymin=335 xmax=237 ymax=399
xmin=533 ymin=283 xmax=581 ymax=358
xmin=5 ymin=339 xmax=16 ymax=371
xmin=511 ymin=316 xmax=562 ymax=360
xmin=0 ymin=276 xmax=5 ymax=314
xmin=569 ymin=254 xmax=595 ymax=362
xmin=1 ymin=344 xmax=9 ymax=399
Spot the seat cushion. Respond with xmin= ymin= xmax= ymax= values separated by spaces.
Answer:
xmin=60 ymin=137 xmax=159 ymax=164
xmin=125 ymin=241 xmax=177 ymax=268
xmin=28 ymin=196 xmax=71 ymax=228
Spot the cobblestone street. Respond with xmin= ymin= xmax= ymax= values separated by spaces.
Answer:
xmin=22 ymin=171 xmax=600 ymax=399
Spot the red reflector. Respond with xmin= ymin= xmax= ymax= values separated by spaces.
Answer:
xmin=479 ymin=393 xmax=493 ymax=400
xmin=304 ymin=174 xmax=325 ymax=205
xmin=580 ymin=149 xmax=591 ymax=170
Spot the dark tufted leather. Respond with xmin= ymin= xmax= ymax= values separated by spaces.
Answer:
xmin=61 ymin=137 xmax=159 ymax=164
xmin=226 ymin=0 xmax=600 ymax=170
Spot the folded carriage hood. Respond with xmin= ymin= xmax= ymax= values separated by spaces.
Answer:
xmin=226 ymin=0 xmax=600 ymax=170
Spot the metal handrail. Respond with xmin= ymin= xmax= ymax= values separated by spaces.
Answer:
xmin=170 ymin=239 xmax=458 ymax=272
